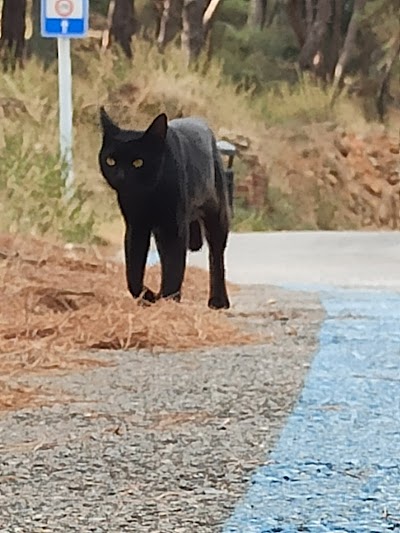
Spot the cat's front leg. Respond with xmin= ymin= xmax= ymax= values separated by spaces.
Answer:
xmin=124 ymin=224 xmax=156 ymax=303
xmin=154 ymin=228 xmax=187 ymax=302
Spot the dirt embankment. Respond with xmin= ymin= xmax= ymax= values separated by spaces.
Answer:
xmin=223 ymin=123 xmax=400 ymax=230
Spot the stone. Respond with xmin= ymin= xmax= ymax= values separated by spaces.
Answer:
xmin=364 ymin=181 xmax=382 ymax=198
xmin=327 ymin=173 xmax=338 ymax=187
xmin=388 ymin=172 xmax=400 ymax=186
xmin=334 ymin=138 xmax=350 ymax=158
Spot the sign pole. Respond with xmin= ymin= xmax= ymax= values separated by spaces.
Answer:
xmin=57 ymin=36 xmax=74 ymax=199
xmin=41 ymin=0 xmax=88 ymax=200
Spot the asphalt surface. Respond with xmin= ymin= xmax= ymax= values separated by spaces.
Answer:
xmin=224 ymin=290 xmax=400 ymax=532
xmin=2 ymin=231 xmax=399 ymax=532
xmin=0 ymin=285 xmax=322 ymax=532
xmin=188 ymin=231 xmax=400 ymax=289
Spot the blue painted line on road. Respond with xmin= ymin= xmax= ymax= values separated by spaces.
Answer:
xmin=223 ymin=289 xmax=400 ymax=532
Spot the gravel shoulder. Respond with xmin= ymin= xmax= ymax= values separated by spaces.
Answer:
xmin=0 ymin=284 xmax=323 ymax=532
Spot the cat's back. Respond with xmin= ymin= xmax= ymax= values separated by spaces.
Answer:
xmin=168 ymin=116 xmax=212 ymax=138
xmin=167 ymin=117 xmax=215 ymax=155
xmin=166 ymin=117 xmax=218 ymax=211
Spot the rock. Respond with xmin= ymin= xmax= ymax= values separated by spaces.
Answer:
xmin=323 ymin=153 xmax=339 ymax=166
xmin=324 ymin=122 xmax=337 ymax=132
xmin=334 ymin=138 xmax=350 ymax=158
xmin=368 ymin=156 xmax=381 ymax=169
xmin=327 ymin=173 xmax=338 ymax=187
xmin=302 ymin=148 xmax=319 ymax=158
xmin=378 ymin=201 xmax=390 ymax=225
xmin=304 ymin=170 xmax=315 ymax=179
xmin=364 ymin=181 xmax=382 ymax=198
xmin=334 ymin=126 xmax=346 ymax=137
xmin=388 ymin=172 xmax=400 ymax=186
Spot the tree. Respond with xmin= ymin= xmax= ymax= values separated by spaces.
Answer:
xmin=286 ymin=0 xmax=367 ymax=81
xmin=157 ymin=0 xmax=221 ymax=64
xmin=181 ymin=0 xmax=206 ymax=65
xmin=332 ymin=0 xmax=366 ymax=88
xmin=296 ymin=0 xmax=334 ymax=78
xmin=0 ymin=0 xmax=26 ymax=71
xmin=376 ymin=36 xmax=400 ymax=121
xmin=157 ymin=0 xmax=184 ymax=51
xmin=110 ymin=0 xmax=137 ymax=58
xmin=28 ymin=0 xmax=57 ymax=68
xmin=362 ymin=0 xmax=400 ymax=120
xmin=247 ymin=0 xmax=268 ymax=30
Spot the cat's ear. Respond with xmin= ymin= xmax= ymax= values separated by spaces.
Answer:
xmin=100 ymin=106 xmax=119 ymax=137
xmin=145 ymin=113 xmax=168 ymax=142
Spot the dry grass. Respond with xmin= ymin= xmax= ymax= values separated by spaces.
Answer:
xmin=0 ymin=381 xmax=51 ymax=412
xmin=0 ymin=234 xmax=257 ymax=379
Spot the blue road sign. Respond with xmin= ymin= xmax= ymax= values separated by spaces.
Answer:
xmin=41 ymin=0 xmax=89 ymax=38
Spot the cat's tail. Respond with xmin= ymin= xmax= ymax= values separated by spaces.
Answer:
xmin=212 ymin=139 xmax=232 ymax=230
xmin=189 ymin=220 xmax=203 ymax=251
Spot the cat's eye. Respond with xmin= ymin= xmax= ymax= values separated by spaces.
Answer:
xmin=106 ymin=156 xmax=116 ymax=167
xmin=132 ymin=159 xmax=144 ymax=168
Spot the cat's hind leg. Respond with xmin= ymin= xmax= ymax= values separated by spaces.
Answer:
xmin=203 ymin=210 xmax=230 ymax=310
xmin=189 ymin=220 xmax=203 ymax=251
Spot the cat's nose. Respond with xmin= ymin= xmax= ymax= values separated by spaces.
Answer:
xmin=116 ymin=169 xmax=125 ymax=182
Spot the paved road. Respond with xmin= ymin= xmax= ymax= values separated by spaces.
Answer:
xmin=187 ymin=231 xmax=400 ymax=531
xmin=188 ymin=231 xmax=400 ymax=289
xmin=224 ymin=290 xmax=400 ymax=531
xmin=2 ymin=231 xmax=400 ymax=532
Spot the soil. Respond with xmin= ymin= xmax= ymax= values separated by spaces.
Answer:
xmin=225 ymin=122 xmax=400 ymax=230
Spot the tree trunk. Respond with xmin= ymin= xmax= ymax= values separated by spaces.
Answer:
xmin=203 ymin=0 xmax=221 ymax=33
xmin=140 ymin=0 xmax=163 ymax=41
xmin=285 ymin=0 xmax=306 ymax=47
xmin=0 ymin=0 xmax=26 ymax=71
xmin=157 ymin=0 xmax=184 ymax=51
xmin=326 ymin=0 xmax=343 ymax=78
xmin=332 ymin=0 xmax=366 ymax=89
xmin=247 ymin=0 xmax=267 ymax=30
xmin=110 ymin=0 xmax=137 ymax=58
xmin=266 ymin=0 xmax=279 ymax=27
xmin=305 ymin=0 xmax=314 ymax=31
xmin=181 ymin=0 xmax=205 ymax=66
xmin=376 ymin=37 xmax=400 ymax=121
xmin=298 ymin=0 xmax=333 ymax=78
xmin=28 ymin=0 xmax=57 ymax=69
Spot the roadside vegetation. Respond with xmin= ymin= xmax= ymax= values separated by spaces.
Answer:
xmin=0 ymin=0 xmax=398 ymax=241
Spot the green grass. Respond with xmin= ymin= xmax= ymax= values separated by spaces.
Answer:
xmin=0 ymin=132 xmax=96 ymax=242
xmin=232 ymin=187 xmax=305 ymax=232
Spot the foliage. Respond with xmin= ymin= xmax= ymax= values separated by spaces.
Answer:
xmin=258 ymin=73 xmax=341 ymax=125
xmin=213 ymin=24 xmax=299 ymax=91
xmin=0 ymin=131 xmax=96 ymax=242
xmin=232 ymin=187 xmax=304 ymax=232
xmin=0 ymin=0 xmax=398 ymax=239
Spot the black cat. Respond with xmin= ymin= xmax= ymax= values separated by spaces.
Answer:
xmin=98 ymin=107 xmax=231 ymax=309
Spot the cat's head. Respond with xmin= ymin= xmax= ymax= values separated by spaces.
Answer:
xmin=98 ymin=107 xmax=168 ymax=192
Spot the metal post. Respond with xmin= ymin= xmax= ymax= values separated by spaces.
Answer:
xmin=57 ymin=36 xmax=74 ymax=199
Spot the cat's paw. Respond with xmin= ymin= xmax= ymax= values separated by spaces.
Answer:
xmin=139 ymin=287 xmax=157 ymax=305
xmin=208 ymin=295 xmax=230 ymax=310
xmin=161 ymin=291 xmax=181 ymax=303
